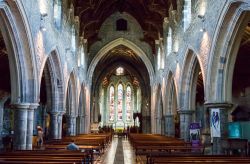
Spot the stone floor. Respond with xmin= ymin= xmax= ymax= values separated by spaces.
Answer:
xmin=95 ymin=136 xmax=137 ymax=164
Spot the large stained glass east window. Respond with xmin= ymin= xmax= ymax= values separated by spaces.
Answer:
xmin=126 ymin=86 xmax=132 ymax=120
xmin=117 ymin=84 xmax=123 ymax=120
xmin=109 ymin=86 xmax=115 ymax=121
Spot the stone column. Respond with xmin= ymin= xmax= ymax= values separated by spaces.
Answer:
xmin=142 ymin=116 xmax=151 ymax=133
xmin=26 ymin=103 xmax=38 ymax=150
xmin=165 ymin=114 xmax=175 ymax=137
xmin=205 ymin=102 xmax=232 ymax=154
xmin=13 ymin=103 xmax=30 ymax=150
xmin=179 ymin=110 xmax=194 ymax=141
xmin=72 ymin=117 xmax=76 ymax=135
xmin=50 ymin=112 xmax=59 ymax=139
xmin=79 ymin=115 xmax=86 ymax=134
xmin=57 ymin=113 xmax=64 ymax=139
xmin=67 ymin=116 xmax=76 ymax=136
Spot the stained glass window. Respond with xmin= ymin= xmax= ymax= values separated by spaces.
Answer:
xmin=126 ymin=86 xmax=132 ymax=120
xmin=109 ymin=86 xmax=115 ymax=121
xmin=137 ymin=88 xmax=141 ymax=112
xmin=117 ymin=84 xmax=123 ymax=120
xmin=116 ymin=67 xmax=124 ymax=75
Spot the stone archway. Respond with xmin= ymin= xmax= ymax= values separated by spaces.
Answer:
xmin=179 ymin=49 xmax=204 ymax=141
xmin=38 ymin=49 xmax=64 ymax=140
xmin=87 ymin=38 xmax=155 ymax=86
xmin=0 ymin=1 xmax=38 ymax=150
xmin=206 ymin=1 xmax=250 ymax=154
xmin=64 ymin=71 xmax=77 ymax=136
xmin=0 ymin=1 xmax=38 ymax=103
xmin=87 ymin=38 xmax=154 ymax=134
xmin=207 ymin=1 xmax=250 ymax=102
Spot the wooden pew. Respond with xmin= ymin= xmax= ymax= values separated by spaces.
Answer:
xmin=150 ymin=155 xmax=250 ymax=164
xmin=45 ymin=132 xmax=112 ymax=151
xmin=129 ymin=133 xmax=193 ymax=162
xmin=135 ymin=145 xmax=204 ymax=163
xmin=0 ymin=150 xmax=91 ymax=164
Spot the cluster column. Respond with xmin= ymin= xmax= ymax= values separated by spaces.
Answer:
xmin=26 ymin=103 xmax=39 ymax=150
xmin=67 ymin=116 xmax=76 ymax=136
xmin=57 ymin=113 xmax=64 ymax=139
xmin=142 ymin=116 xmax=151 ymax=133
xmin=179 ymin=110 xmax=194 ymax=141
xmin=13 ymin=103 xmax=30 ymax=150
xmin=79 ymin=115 xmax=86 ymax=134
xmin=50 ymin=112 xmax=59 ymax=139
xmin=205 ymin=102 xmax=232 ymax=154
xmin=165 ymin=114 xmax=175 ymax=137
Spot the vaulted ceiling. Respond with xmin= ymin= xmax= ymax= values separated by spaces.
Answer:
xmin=73 ymin=0 xmax=177 ymax=51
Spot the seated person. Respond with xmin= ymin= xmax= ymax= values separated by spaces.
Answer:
xmin=67 ymin=140 xmax=79 ymax=150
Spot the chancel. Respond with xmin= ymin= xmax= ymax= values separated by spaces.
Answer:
xmin=1 ymin=0 xmax=250 ymax=163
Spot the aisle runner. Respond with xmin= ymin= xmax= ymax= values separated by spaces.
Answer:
xmin=113 ymin=138 xmax=124 ymax=164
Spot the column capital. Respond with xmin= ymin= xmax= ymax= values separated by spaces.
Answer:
xmin=204 ymin=101 xmax=233 ymax=109
xmin=178 ymin=110 xmax=194 ymax=115
xmin=29 ymin=103 xmax=39 ymax=110
xmin=12 ymin=103 xmax=30 ymax=109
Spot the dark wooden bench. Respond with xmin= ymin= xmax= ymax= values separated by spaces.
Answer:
xmin=0 ymin=150 xmax=91 ymax=164
xmin=150 ymin=155 xmax=250 ymax=164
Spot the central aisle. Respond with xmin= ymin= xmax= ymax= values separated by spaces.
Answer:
xmin=96 ymin=136 xmax=136 ymax=164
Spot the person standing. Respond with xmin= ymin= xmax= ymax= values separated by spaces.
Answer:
xmin=37 ymin=126 xmax=44 ymax=147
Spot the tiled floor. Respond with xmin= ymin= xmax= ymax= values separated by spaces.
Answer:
xmin=96 ymin=136 xmax=136 ymax=164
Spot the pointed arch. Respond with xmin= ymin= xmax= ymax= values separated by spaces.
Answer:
xmin=165 ymin=71 xmax=178 ymax=115
xmin=39 ymin=48 xmax=64 ymax=112
xmin=65 ymin=71 xmax=77 ymax=115
xmin=0 ymin=1 xmax=38 ymax=103
xmin=180 ymin=49 xmax=204 ymax=111
xmin=87 ymin=38 xmax=155 ymax=87
xmin=207 ymin=1 xmax=250 ymax=102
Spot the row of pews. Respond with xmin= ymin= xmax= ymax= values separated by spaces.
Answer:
xmin=129 ymin=133 xmax=250 ymax=164
xmin=0 ymin=132 xmax=112 ymax=164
